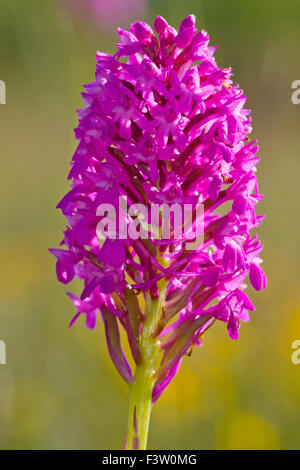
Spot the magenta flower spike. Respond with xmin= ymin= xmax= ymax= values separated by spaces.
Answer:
xmin=50 ymin=14 xmax=266 ymax=450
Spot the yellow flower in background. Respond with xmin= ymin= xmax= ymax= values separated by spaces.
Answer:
xmin=0 ymin=244 xmax=44 ymax=300
xmin=155 ymin=333 xmax=239 ymax=419
xmin=216 ymin=411 xmax=280 ymax=449
xmin=157 ymin=363 xmax=203 ymax=415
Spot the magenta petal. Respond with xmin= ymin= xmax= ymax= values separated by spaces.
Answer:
xmin=49 ymin=248 xmax=79 ymax=265
xmin=56 ymin=260 xmax=75 ymax=284
xmin=236 ymin=290 xmax=256 ymax=311
xmin=131 ymin=21 xmax=153 ymax=41
xmin=223 ymin=243 xmax=237 ymax=273
xmin=99 ymin=275 xmax=115 ymax=294
xmin=98 ymin=239 xmax=125 ymax=268
xmin=86 ymin=311 xmax=97 ymax=329
xmin=219 ymin=143 xmax=233 ymax=162
xmin=176 ymin=28 xmax=195 ymax=48
xmin=199 ymin=266 xmax=220 ymax=286
xmin=80 ymin=278 xmax=100 ymax=299
xmin=179 ymin=15 xmax=196 ymax=31
xmin=69 ymin=312 xmax=81 ymax=328
xmin=227 ymin=312 xmax=239 ymax=340
xmin=208 ymin=175 xmax=223 ymax=201
xmin=154 ymin=16 xmax=168 ymax=34
xmin=249 ymin=262 xmax=266 ymax=291
xmin=74 ymin=218 xmax=90 ymax=245
xmin=232 ymin=195 xmax=248 ymax=214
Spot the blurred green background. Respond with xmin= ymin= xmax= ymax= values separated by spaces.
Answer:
xmin=0 ymin=0 xmax=300 ymax=449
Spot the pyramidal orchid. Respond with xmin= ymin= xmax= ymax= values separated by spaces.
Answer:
xmin=50 ymin=14 xmax=266 ymax=450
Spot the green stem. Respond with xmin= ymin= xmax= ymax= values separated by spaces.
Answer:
xmin=126 ymin=281 xmax=166 ymax=450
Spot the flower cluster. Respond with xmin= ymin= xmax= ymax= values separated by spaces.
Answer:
xmin=50 ymin=15 xmax=266 ymax=401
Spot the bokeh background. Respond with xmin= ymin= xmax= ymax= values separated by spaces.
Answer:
xmin=0 ymin=0 xmax=300 ymax=449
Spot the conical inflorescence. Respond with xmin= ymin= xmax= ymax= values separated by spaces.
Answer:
xmin=50 ymin=14 xmax=266 ymax=404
